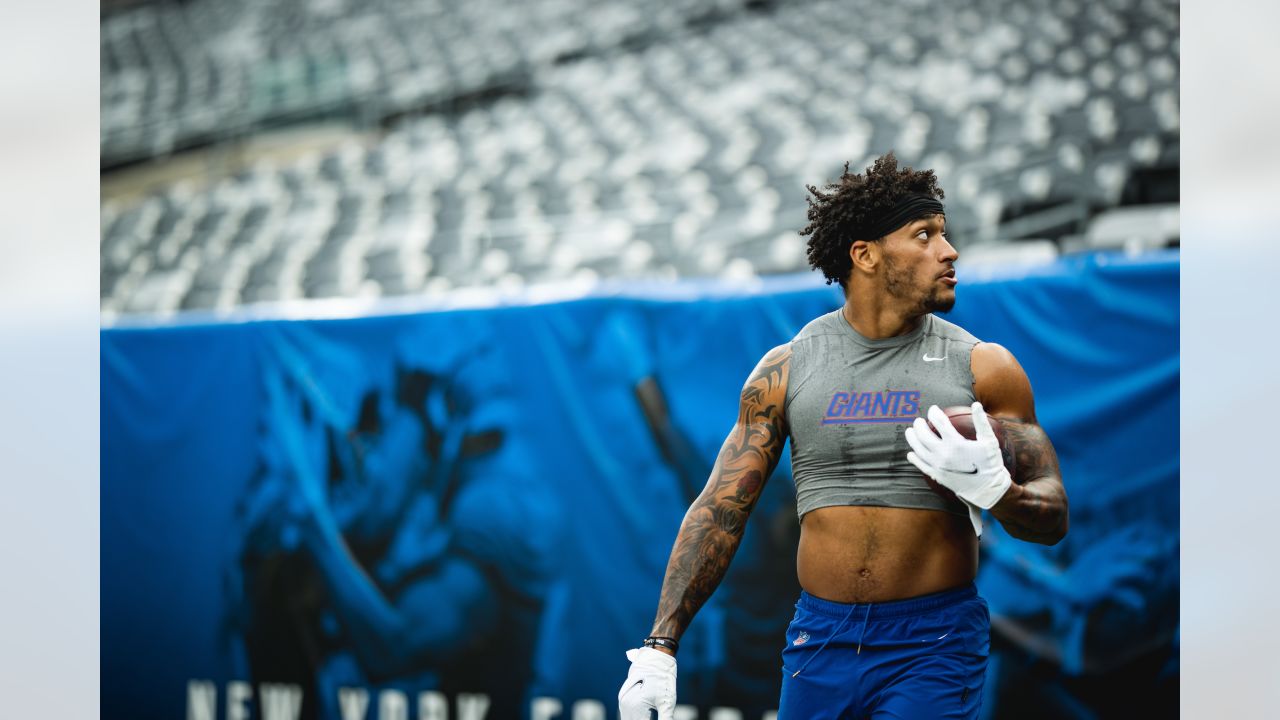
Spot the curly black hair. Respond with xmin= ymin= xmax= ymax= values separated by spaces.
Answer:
xmin=800 ymin=151 xmax=945 ymax=288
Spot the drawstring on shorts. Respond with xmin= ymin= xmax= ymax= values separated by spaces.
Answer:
xmin=791 ymin=601 xmax=873 ymax=677
xmin=856 ymin=602 xmax=872 ymax=654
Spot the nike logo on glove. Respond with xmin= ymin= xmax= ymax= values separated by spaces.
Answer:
xmin=618 ymin=678 xmax=644 ymax=700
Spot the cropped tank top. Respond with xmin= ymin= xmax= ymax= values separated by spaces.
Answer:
xmin=784 ymin=309 xmax=981 ymax=519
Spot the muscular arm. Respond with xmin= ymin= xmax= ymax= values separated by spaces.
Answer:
xmin=972 ymin=343 xmax=1069 ymax=545
xmin=648 ymin=344 xmax=791 ymax=646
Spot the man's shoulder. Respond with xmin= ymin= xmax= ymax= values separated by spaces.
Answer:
xmin=924 ymin=314 xmax=982 ymax=346
xmin=792 ymin=309 xmax=844 ymax=344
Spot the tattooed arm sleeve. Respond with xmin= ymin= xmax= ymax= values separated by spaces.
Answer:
xmin=647 ymin=344 xmax=791 ymax=644
xmin=972 ymin=343 xmax=1069 ymax=546
xmin=990 ymin=420 xmax=1069 ymax=544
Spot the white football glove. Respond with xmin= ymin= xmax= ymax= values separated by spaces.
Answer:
xmin=618 ymin=647 xmax=677 ymax=720
xmin=905 ymin=403 xmax=1013 ymax=528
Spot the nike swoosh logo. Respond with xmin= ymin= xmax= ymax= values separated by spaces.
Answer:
xmin=922 ymin=354 xmax=947 ymax=362
xmin=619 ymin=678 xmax=643 ymax=699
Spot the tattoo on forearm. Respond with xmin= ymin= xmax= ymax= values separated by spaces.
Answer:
xmin=1005 ymin=421 xmax=1057 ymax=484
xmin=996 ymin=419 xmax=1068 ymax=544
xmin=650 ymin=345 xmax=790 ymax=638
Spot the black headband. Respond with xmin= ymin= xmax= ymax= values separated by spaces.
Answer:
xmin=858 ymin=194 xmax=945 ymax=240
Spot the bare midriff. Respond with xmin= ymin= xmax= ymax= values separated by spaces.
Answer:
xmin=796 ymin=505 xmax=978 ymax=603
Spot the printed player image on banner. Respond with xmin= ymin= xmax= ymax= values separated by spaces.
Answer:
xmin=227 ymin=320 xmax=562 ymax=719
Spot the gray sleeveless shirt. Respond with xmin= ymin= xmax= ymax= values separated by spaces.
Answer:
xmin=785 ymin=309 xmax=981 ymax=520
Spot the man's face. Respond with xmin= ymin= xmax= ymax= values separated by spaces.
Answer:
xmin=879 ymin=214 xmax=958 ymax=315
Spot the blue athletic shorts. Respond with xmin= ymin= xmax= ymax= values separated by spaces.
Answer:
xmin=778 ymin=584 xmax=989 ymax=719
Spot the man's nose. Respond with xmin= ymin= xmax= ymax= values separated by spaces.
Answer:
xmin=939 ymin=235 xmax=959 ymax=263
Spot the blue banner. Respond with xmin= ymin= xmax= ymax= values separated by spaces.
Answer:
xmin=102 ymin=251 xmax=1179 ymax=719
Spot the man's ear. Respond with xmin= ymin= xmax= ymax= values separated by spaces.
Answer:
xmin=849 ymin=239 xmax=878 ymax=275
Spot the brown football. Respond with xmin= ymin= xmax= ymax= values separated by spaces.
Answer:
xmin=922 ymin=406 xmax=1019 ymax=498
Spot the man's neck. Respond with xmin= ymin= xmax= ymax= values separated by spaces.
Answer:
xmin=842 ymin=296 xmax=924 ymax=340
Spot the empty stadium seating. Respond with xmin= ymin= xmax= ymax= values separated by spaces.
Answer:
xmin=100 ymin=0 xmax=1180 ymax=316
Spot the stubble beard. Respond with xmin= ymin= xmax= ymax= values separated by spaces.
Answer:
xmin=883 ymin=253 xmax=955 ymax=316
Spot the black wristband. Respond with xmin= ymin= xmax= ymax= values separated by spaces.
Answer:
xmin=642 ymin=636 xmax=679 ymax=654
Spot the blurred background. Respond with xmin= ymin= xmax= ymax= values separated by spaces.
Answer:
xmin=99 ymin=0 xmax=1180 ymax=718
